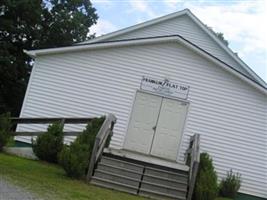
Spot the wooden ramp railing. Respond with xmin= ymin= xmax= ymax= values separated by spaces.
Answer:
xmin=86 ymin=114 xmax=116 ymax=181
xmin=10 ymin=113 xmax=117 ymax=182
xmin=10 ymin=117 xmax=95 ymax=136
xmin=185 ymin=134 xmax=200 ymax=200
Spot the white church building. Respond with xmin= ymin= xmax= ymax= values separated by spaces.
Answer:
xmin=17 ymin=9 xmax=266 ymax=199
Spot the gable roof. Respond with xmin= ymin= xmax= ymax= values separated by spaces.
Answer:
xmin=81 ymin=9 xmax=266 ymax=88
xmin=25 ymin=35 xmax=266 ymax=94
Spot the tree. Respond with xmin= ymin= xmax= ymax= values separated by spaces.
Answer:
xmin=205 ymin=25 xmax=229 ymax=47
xmin=0 ymin=0 xmax=98 ymax=116
xmin=38 ymin=0 xmax=98 ymax=48
xmin=215 ymin=32 xmax=229 ymax=46
xmin=0 ymin=1 xmax=42 ymax=115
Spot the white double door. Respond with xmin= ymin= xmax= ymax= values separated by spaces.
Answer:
xmin=124 ymin=91 xmax=188 ymax=161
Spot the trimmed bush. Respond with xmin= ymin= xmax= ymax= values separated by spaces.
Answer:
xmin=32 ymin=122 xmax=64 ymax=163
xmin=193 ymin=152 xmax=218 ymax=200
xmin=219 ymin=169 xmax=241 ymax=198
xmin=0 ymin=112 xmax=12 ymax=151
xmin=59 ymin=117 xmax=105 ymax=179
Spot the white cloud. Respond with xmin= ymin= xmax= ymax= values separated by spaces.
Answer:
xmin=89 ymin=19 xmax=118 ymax=36
xmin=130 ymin=0 xmax=147 ymax=11
xmin=128 ymin=0 xmax=157 ymax=18
xmin=91 ymin=0 xmax=114 ymax=10
xmin=91 ymin=0 xmax=112 ymax=5
xmin=163 ymin=0 xmax=184 ymax=10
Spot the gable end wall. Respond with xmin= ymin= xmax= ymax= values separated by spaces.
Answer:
xmin=105 ymin=15 xmax=252 ymax=79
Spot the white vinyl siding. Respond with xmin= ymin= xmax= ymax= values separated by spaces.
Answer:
xmin=106 ymin=15 xmax=251 ymax=78
xmin=18 ymin=42 xmax=267 ymax=198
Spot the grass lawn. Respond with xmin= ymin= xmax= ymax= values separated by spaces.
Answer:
xmin=0 ymin=152 xmax=232 ymax=200
xmin=0 ymin=153 xmax=148 ymax=200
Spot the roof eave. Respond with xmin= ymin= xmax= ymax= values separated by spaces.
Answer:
xmin=24 ymin=36 xmax=178 ymax=57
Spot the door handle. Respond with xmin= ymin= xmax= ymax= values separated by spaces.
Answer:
xmin=152 ymin=125 xmax=156 ymax=131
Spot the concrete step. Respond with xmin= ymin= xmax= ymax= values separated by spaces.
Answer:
xmin=144 ymin=166 xmax=188 ymax=183
xmin=140 ymin=165 xmax=188 ymax=199
xmin=142 ymin=174 xmax=187 ymax=190
xmin=91 ymin=154 xmax=189 ymax=200
xmin=97 ymin=162 xmax=143 ymax=180
xmin=100 ymin=156 xmax=144 ymax=173
xmin=93 ymin=169 xmax=141 ymax=188
xmin=140 ymin=180 xmax=187 ymax=197
xmin=139 ymin=188 xmax=186 ymax=200
xmin=91 ymin=176 xmax=138 ymax=194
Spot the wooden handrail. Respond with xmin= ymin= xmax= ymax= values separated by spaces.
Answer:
xmin=86 ymin=114 xmax=116 ymax=181
xmin=9 ymin=117 xmax=93 ymax=136
xmin=10 ymin=131 xmax=82 ymax=136
xmin=10 ymin=117 xmax=93 ymax=124
xmin=185 ymin=134 xmax=200 ymax=200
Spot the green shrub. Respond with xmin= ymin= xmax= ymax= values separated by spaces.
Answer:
xmin=59 ymin=117 xmax=105 ymax=179
xmin=0 ymin=112 xmax=12 ymax=151
xmin=219 ymin=169 xmax=241 ymax=198
xmin=193 ymin=152 xmax=218 ymax=200
xmin=59 ymin=142 xmax=89 ymax=178
xmin=32 ymin=122 xmax=64 ymax=163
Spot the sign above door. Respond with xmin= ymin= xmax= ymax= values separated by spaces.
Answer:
xmin=140 ymin=76 xmax=189 ymax=99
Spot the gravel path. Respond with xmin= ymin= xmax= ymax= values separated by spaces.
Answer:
xmin=0 ymin=178 xmax=41 ymax=200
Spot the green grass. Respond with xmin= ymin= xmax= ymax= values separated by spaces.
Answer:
xmin=215 ymin=198 xmax=233 ymax=200
xmin=0 ymin=152 xmax=233 ymax=200
xmin=0 ymin=153 xmax=148 ymax=200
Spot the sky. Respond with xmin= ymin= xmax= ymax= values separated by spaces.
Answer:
xmin=89 ymin=0 xmax=267 ymax=83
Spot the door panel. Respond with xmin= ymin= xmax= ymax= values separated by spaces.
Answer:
xmin=150 ymin=98 xmax=188 ymax=160
xmin=124 ymin=92 xmax=162 ymax=154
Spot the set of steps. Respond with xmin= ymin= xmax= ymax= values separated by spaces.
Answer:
xmin=91 ymin=153 xmax=188 ymax=200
